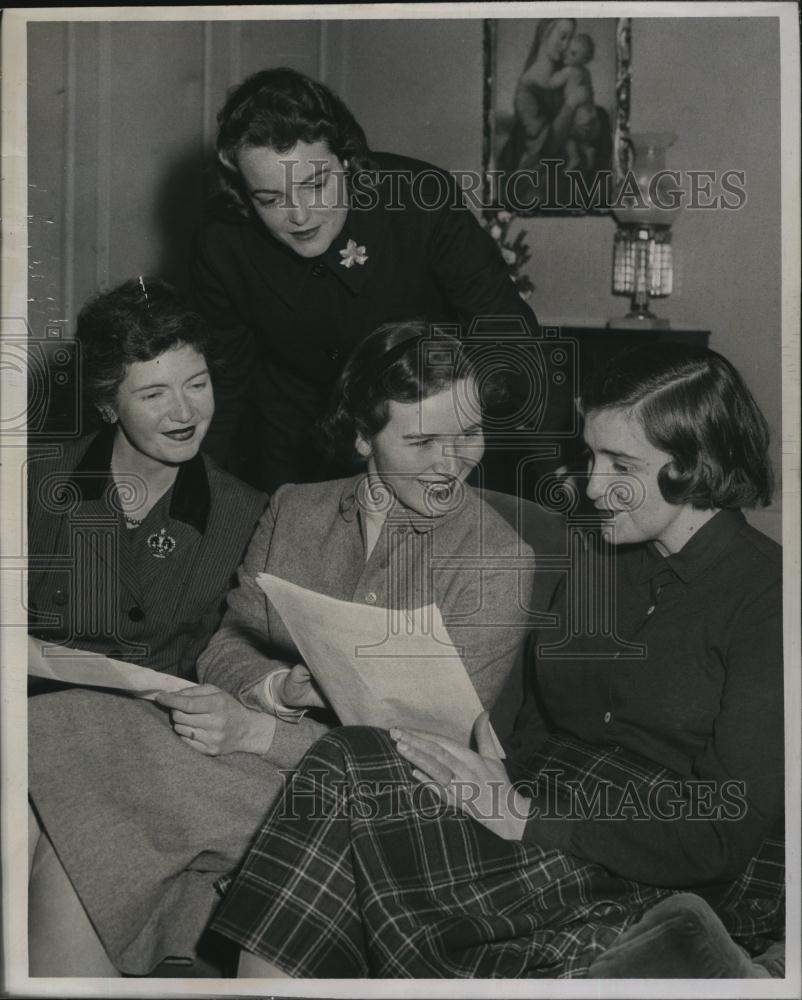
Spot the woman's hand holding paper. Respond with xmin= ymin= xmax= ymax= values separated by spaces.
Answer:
xmin=156 ymin=684 xmax=275 ymax=756
xmin=391 ymin=711 xmax=531 ymax=841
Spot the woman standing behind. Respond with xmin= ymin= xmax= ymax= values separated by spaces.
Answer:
xmin=209 ymin=343 xmax=784 ymax=979
xmin=192 ymin=67 xmax=538 ymax=492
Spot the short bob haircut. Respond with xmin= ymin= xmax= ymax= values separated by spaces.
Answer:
xmin=76 ymin=278 xmax=212 ymax=410
xmin=322 ymin=320 xmax=485 ymax=465
xmin=578 ymin=342 xmax=773 ymax=509
xmin=216 ymin=67 xmax=372 ymax=217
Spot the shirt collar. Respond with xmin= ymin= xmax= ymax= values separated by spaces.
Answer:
xmin=70 ymin=426 xmax=211 ymax=534
xmin=635 ymin=509 xmax=746 ymax=583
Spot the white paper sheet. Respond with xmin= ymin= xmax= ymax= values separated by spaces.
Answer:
xmin=27 ymin=635 xmax=196 ymax=700
xmin=257 ymin=573 xmax=504 ymax=755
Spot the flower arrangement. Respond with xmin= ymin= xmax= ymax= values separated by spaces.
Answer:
xmin=482 ymin=210 xmax=535 ymax=300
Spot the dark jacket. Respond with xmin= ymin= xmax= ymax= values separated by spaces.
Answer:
xmin=27 ymin=428 xmax=267 ymax=678
xmin=189 ymin=152 xmax=539 ymax=490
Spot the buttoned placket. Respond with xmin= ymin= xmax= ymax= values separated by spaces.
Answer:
xmin=644 ymin=568 xmax=677 ymax=623
xmin=606 ymin=564 xmax=678 ymax=734
xmin=352 ymin=515 xmax=432 ymax=611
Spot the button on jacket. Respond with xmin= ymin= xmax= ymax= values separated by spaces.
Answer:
xmin=27 ymin=428 xmax=267 ymax=678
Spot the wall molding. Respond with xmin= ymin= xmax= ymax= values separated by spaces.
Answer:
xmin=201 ymin=21 xmax=214 ymax=153
xmin=62 ymin=22 xmax=77 ymax=328
xmin=95 ymin=22 xmax=112 ymax=290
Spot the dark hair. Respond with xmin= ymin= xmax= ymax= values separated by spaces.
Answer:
xmin=216 ymin=67 xmax=371 ymax=217
xmin=76 ymin=278 xmax=211 ymax=409
xmin=578 ymin=342 xmax=773 ymax=509
xmin=322 ymin=321 xmax=483 ymax=465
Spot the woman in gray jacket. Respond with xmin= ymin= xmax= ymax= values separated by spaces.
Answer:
xmin=28 ymin=321 xmax=557 ymax=976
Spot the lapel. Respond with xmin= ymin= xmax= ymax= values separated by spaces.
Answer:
xmin=76 ymin=496 xmax=146 ymax=608
xmin=64 ymin=429 xmax=145 ymax=606
xmin=63 ymin=430 xmax=213 ymax=611
xmin=126 ymin=452 xmax=212 ymax=607
xmin=330 ymin=477 xmax=378 ymax=600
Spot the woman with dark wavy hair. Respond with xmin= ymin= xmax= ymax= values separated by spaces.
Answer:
xmin=215 ymin=66 xmax=372 ymax=216
xmin=191 ymin=66 xmax=538 ymax=492
xmin=210 ymin=342 xmax=784 ymax=979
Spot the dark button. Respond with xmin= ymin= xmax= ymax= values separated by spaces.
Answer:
xmin=128 ymin=606 xmax=145 ymax=622
xmin=52 ymin=589 xmax=68 ymax=606
xmin=329 ymin=347 xmax=341 ymax=361
xmin=312 ymin=263 xmax=326 ymax=277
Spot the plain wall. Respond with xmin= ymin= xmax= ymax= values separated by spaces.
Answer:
xmin=27 ymin=15 xmax=783 ymax=535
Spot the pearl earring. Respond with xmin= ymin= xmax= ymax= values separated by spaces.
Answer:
xmin=99 ymin=406 xmax=117 ymax=424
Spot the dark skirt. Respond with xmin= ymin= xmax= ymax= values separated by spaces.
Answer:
xmin=210 ymin=726 xmax=673 ymax=978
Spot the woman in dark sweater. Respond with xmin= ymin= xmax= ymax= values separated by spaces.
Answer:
xmin=209 ymin=342 xmax=784 ymax=978
xmin=192 ymin=67 xmax=539 ymax=492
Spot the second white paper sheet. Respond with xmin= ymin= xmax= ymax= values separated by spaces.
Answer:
xmin=28 ymin=635 xmax=197 ymax=699
xmin=257 ymin=573 xmax=503 ymax=754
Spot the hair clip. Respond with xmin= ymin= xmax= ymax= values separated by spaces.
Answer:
xmin=138 ymin=275 xmax=150 ymax=309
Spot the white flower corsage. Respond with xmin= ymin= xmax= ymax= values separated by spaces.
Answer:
xmin=339 ymin=238 xmax=368 ymax=268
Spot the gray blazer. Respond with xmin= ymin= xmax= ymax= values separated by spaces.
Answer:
xmin=198 ymin=475 xmax=562 ymax=767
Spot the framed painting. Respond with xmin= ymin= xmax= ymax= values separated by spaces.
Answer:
xmin=483 ymin=17 xmax=631 ymax=216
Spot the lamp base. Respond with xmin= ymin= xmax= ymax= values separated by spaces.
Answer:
xmin=607 ymin=314 xmax=671 ymax=330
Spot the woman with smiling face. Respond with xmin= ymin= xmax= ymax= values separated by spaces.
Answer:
xmin=26 ymin=277 xmax=266 ymax=682
xmin=190 ymin=320 xmax=544 ymax=772
xmin=210 ymin=343 xmax=784 ymax=979
xmin=192 ymin=67 xmax=538 ymax=492
xmin=26 ymin=279 xmax=272 ymax=977
xmin=27 ymin=319 xmax=548 ymax=976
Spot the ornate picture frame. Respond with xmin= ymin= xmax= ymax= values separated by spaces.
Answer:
xmin=482 ymin=17 xmax=632 ymax=216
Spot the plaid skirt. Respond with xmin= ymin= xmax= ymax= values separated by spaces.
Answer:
xmin=211 ymin=727 xmax=680 ymax=978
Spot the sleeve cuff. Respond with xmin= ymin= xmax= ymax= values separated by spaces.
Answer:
xmin=267 ymin=669 xmax=307 ymax=723
xmin=241 ymin=668 xmax=307 ymax=723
